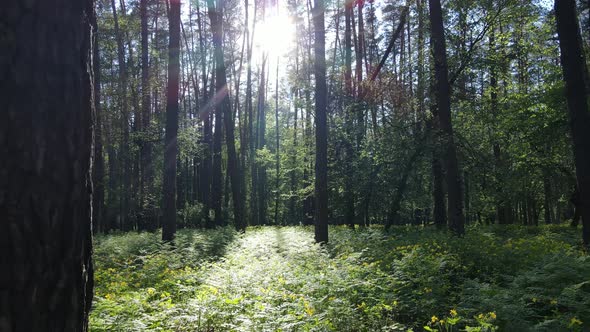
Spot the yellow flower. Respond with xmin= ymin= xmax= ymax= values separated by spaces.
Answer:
xmin=570 ymin=317 xmax=583 ymax=326
xmin=431 ymin=315 xmax=439 ymax=323
xmin=450 ymin=309 xmax=457 ymax=317
xmin=478 ymin=313 xmax=484 ymax=320
xmin=550 ymin=299 xmax=558 ymax=305
xmin=440 ymin=320 xmax=445 ymax=325
xmin=489 ymin=312 xmax=497 ymax=320
xmin=147 ymin=287 xmax=156 ymax=295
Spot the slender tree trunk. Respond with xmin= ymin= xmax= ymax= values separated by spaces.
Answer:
xmin=92 ymin=11 xmax=105 ymax=234
xmin=343 ymin=0 xmax=355 ymax=229
xmin=543 ymin=172 xmax=553 ymax=224
xmin=489 ymin=29 xmax=507 ymax=225
xmin=111 ymin=0 xmax=130 ymax=230
xmin=0 ymin=0 xmax=94 ymax=329
xmin=275 ymin=58 xmax=281 ymax=224
xmin=211 ymin=58 xmax=224 ymax=227
xmin=555 ymin=0 xmax=590 ymax=247
xmin=429 ymin=0 xmax=465 ymax=235
xmin=313 ymin=0 xmax=329 ymax=243
xmin=256 ymin=56 xmax=268 ymax=225
xmin=140 ymin=0 xmax=156 ymax=231
xmin=208 ymin=0 xmax=245 ymax=230
xmin=162 ymin=0 xmax=181 ymax=242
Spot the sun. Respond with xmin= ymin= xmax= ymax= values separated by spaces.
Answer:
xmin=254 ymin=12 xmax=296 ymax=57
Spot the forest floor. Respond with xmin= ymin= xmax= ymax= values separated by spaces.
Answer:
xmin=90 ymin=225 xmax=589 ymax=332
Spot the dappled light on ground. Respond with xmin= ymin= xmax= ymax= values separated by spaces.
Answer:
xmin=90 ymin=226 xmax=589 ymax=331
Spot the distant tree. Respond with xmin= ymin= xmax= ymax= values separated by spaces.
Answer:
xmin=140 ymin=0 xmax=156 ymax=231
xmin=555 ymin=0 xmax=590 ymax=247
xmin=93 ymin=6 xmax=105 ymax=234
xmin=162 ymin=0 xmax=181 ymax=242
xmin=0 ymin=0 xmax=95 ymax=329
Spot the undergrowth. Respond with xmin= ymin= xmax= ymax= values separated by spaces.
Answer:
xmin=90 ymin=225 xmax=589 ymax=331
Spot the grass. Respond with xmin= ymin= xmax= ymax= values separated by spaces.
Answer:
xmin=90 ymin=225 xmax=589 ymax=331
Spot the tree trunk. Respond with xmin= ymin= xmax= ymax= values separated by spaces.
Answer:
xmin=212 ymin=60 xmax=224 ymax=227
xmin=256 ymin=56 xmax=268 ymax=225
xmin=111 ymin=0 xmax=130 ymax=230
xmin=162 ymin=0 xmax=181 ymax=242
xmin=208 ymin=0 xmax=245 ymax=231
xmin=429 ymin=0 xmax=465 ymax=235
xmin=313 ymin=0 xmax=329 ymax=243
xmin=343 ymin=0 xmax=355 ymax=229
xmin=92 ymin=10 xmax=105 ymax=234
xmin=274 ymin=58 xmax=281 ymax=225
xmin=555 ymin=0 xmax=590 ymax=247
xmin=0 ymin=0 xmax=95 ymax=329
xmin=140 ymin=0 xmax=156 ymax=231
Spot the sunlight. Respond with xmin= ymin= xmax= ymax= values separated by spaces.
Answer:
xmin=254 ymin=11 xmax=295 ymax=57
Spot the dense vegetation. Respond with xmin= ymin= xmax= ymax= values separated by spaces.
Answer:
xmin=92 ymin=0 xmax=590 ymax=241
xmin=91 ymin=226 xmax=589 ymax=331
xmin=3 ymin=0 xmax=590 ymax=330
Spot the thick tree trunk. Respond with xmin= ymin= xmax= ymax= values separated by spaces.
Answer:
xmin=0 ymin=0 xmax=95 ymax=329
xmin=162 ymin=0 xmax=181 ymax=242
xmin=313 ymin=0 xmax=329 ymax=243
xmin=429 ymin=0 xmax=465 ymax=235
xmin=555 ymin=0 xmax=590 ymax=247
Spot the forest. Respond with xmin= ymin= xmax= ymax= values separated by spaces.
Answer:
xmin=1 ymin=0 xmax=590 ymax=330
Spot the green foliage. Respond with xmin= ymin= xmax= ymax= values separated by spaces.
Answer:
xmin=91 ymin=225 xmax=588 ymax=331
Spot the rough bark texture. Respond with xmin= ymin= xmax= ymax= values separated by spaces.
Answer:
xmin=429 ymin=0 xmax=465 ymax=235
xmin=0 ymin=0 xmax=95 ymax=330
xmin=555 ymin=0 xmax=590 ymax=247
xmin=314 ymin=0 xmax=329 ymax=243
xmin=162 ymin=0 xmax=181 ymax=242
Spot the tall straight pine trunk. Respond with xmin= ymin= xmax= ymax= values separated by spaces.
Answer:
xmin=428 ymin=0 xmax=465 ymax=235
xmin=314 ymin=0 xmax=329 ymax=243
xmin=208 ymin=0 xmax=245 ymax=231
xmin=0 ymin=0 xmax=95 ymax=329
xmin=555 ymin=0 xmax=590 ymax=247
xmin=162 ymin=0 xmax=181 ymax=241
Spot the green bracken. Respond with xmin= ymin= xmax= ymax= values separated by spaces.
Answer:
xmin=90 ymin=225 xmax=589 ymax=331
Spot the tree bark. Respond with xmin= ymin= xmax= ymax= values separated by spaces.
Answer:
xmin=0 ymin=0 xmax=95 ymax=329
xmin=555 ymin=0 xmax=590 ymax=247
xmin=92 ymin=9 xmax=105 ymax=234
xmin=162 ymin=0 xmax=181 ymax=241
xmin=208 ymin=0 xmax=245 ymax=231
xmin=140 ymin=0 xmax=156 ymax=231
xmin=274 ymin=58 xmax=281 ymax=225
xmin=110 ymin=0 xmax=131 ymax=230
xmin=313 ymin=0 xmax=329 ymax=243
xmin=344 ymin=0 xmax=356 ymax=229
xmin=429 ymin=0 xmax=465 ymax=235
